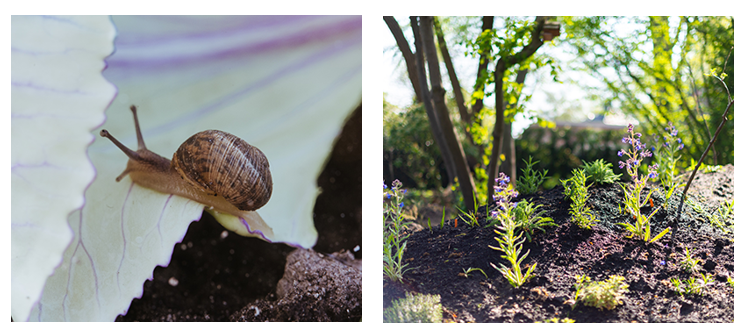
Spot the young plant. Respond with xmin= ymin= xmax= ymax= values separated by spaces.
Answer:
xmin=516 ymin=156 xmax=549 ymax=195
xmin=709 ymin=199 xmax=734 ymax=234
xmin=616 ymin=124 xmax=670 ymax=243
xmin=572 ymin=274 xmax=628 ymax=310
xmin=488 ymin=173 xmax=536 ymax=288
xmin=678 ymin=246 xmax=701 ymax=274
xmin=383 ymin=180 xmax=412 ymax=282
xmin=456 ymin=207 xmax=480 ymax=227
xmin=383 ymin=292 xmax=443 ymax=323
xmin=670 ymin=273 xmax=715 ymax=296
xmin=653 ymin=122 xmax=685 ymax=207
xmin=511 ymin=199 xmax=557 ymax=243
xmin=456 ymin=191 xmax=481 ymax=227
xmin=561 ymin=168 xmax=598 ymax=229
xmin=461 ymin=267 xmax=488 ymax=279
xmin=582 ymin=159 xmax=621 ymax=185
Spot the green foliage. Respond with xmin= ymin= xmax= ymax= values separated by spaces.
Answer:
xmin=383 ymin=101 xmax=445 ymax=190
xmin=561 ymin=169 xmax=597 ymax=229
xmin=616 ymin=124 xmax=669 ymax=243
xmin=489 ymin=225 xmax=536 ymax=288
xmin=384 ymin=293 xmax=443 ymax=323
xmin=383 ymin=180 xmax=412 ymax=282
xmin=670 ymin=273 xmax=715 ymax=296
xmin=515 ymin=126 xmax=629 ymax=190
xmin=709 ymin=199 xmax=734 ymax=234
xmin=679 ymin=246 xmax=701 ymax=274
xmin=582 ymin=159 xmax=621 ymax=185
xmin=462 ymin=267 xmax=488 ymax=279
xmin=511 ymin=200 xmax=557 ymax=242
xmin=488 ymin=173 xmax=536 ymax=288
xmin=456 ymin=191 xmax=480 ymax=227
xmin=562 ymin=16 xmax=734 ymax=169
xmin=516 ymin=156 xmax=549 ymax=195
xmin=573 ymin=275 xmax=629 ymax=310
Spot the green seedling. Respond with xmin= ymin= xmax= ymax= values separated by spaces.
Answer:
xmin=517 ymin=156 xmax=549 ymax=195
xmin=511 ymin=199 xmax=557 ymax=242
xmin=679 ymin=246 xmax=701 ymax=274
xmin=582 ymin=159 xmax=621 ymax=185
xmin=462 ymin=267 xmax=488 ymax=279
xmin=573 ymin=274 xmax=628 ymax=310
xmin=670 ymin=273 xmax=714 ymax=296
xmin=561 ymin=168 xmax=598 ymax=229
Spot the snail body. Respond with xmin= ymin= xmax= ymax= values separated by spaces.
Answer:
xmin=100 ymin=105 xmax=273 ymax=217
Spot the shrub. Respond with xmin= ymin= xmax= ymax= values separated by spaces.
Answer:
xmin=573 ymin=275 xmax=628 ymax=310
xmin=383 ymin=293 xmax=442 ymax=323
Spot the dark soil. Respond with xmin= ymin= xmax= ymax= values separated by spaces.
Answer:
xmin=384 ymin=165 xmax=734 ymax=323
xmin=117 ymin=105 xmax=361 ymax=322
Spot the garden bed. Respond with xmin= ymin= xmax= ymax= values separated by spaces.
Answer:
xmin=384 ymin=165 xmax=734 ymax=323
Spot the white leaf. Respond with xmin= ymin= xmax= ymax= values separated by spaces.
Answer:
xmin=29 ymin=15 xmax=361 ymax=321
xmin=11 ymin=16 xmax=117 ymax=322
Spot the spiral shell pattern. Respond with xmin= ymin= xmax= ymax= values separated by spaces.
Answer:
xmin=173 ymin=130 xmax=272 ymax=211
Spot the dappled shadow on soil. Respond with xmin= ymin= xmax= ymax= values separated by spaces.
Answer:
xmin=384 ymin=165 xmax=734 ymax=323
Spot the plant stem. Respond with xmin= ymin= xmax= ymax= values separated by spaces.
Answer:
xmin=669 ymin=88 xmax=733 ymax=257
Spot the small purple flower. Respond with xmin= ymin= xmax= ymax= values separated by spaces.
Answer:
xmin=619 ymin=161 xmax=625 ymax=169
xmin=617 ymin=150 xmax=624 ymax=157
xmin=398 ymin=202 xmax=404 ymax=208
xmin=678 ymin=143 xmax=684 ymax=150
xmin=660 ymin=260 xmax=666 ymax=266
xmin=402 ymin=189 xmax=407 ymax=194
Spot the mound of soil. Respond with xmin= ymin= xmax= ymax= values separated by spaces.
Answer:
xmin=384 ymin=165 xmax=734 ymax=323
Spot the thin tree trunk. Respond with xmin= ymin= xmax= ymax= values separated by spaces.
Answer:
xmin=384 ymin=16 xmax=424 ymax=103
xmin=410 ymin=16 xmax=457 ymax=187
xmin=487 ymin=17 xmax=546 ymax=201
xmin=420 ymin=16 xmax=477 ymax=210
xmin=499 ymin=68 xmax=528 ymax=187
xmin=471 ymin=16 xmax=494 ymax=120
xmin=434 ymin=17 xmax=470 ymax=126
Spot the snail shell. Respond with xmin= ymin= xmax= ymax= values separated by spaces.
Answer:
xmin=100 ymin=105 xmax=273 ymax=215
xmin=173 ymin=130 xmax=272 ymax=211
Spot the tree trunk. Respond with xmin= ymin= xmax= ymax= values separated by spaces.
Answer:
xmin=499 ymin=121 xmax=515 ymax=186
xmin=420 ymin=16 xmax=477 ymax=210
xmin=434 ymin=17 xmax=470 ymax=127
xmin=384 ymin=16 xmax=423 ymax=103
xmin=499 ymin=68 xmax=528 ymax=188
xmin=487 ymin=17 xmax=546 ymax=201
xmin=410 ymin=16 xmax=457 ymax=187
xmin=471 ymin=16 xmax=494 ymax=120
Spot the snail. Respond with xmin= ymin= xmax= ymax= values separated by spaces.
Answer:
xmin=100 ymin=105 xmax=274 ymax=234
